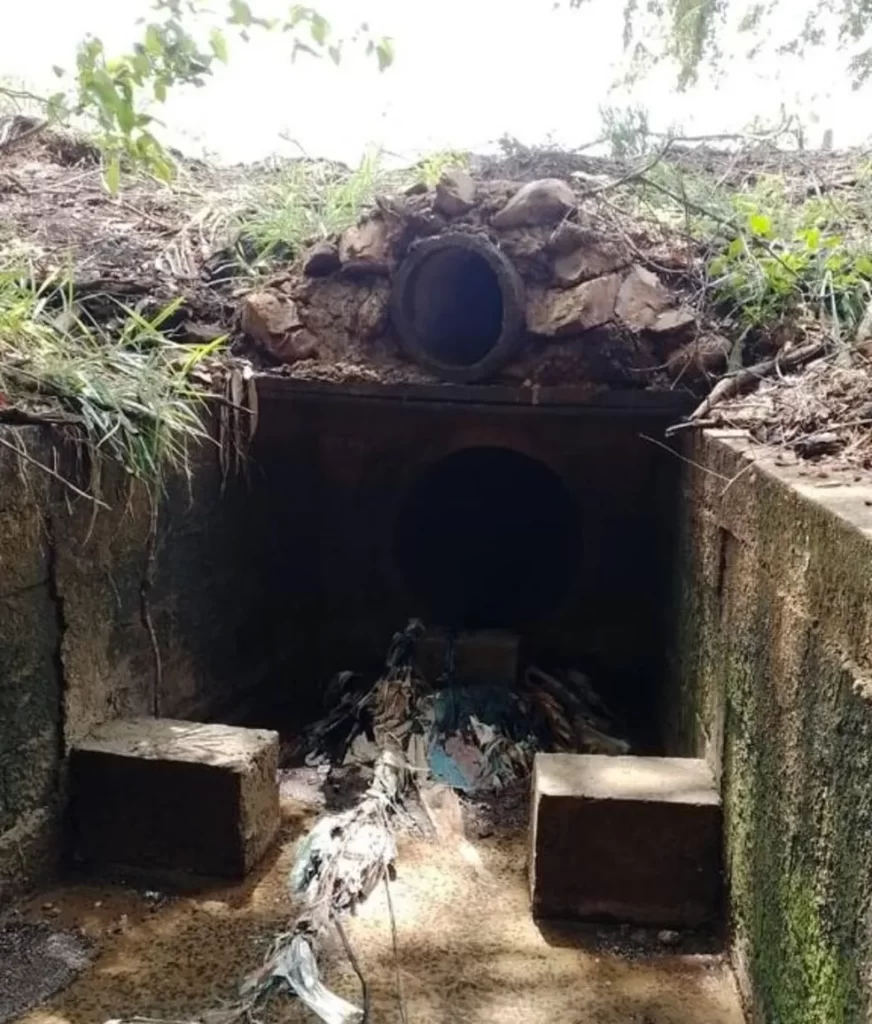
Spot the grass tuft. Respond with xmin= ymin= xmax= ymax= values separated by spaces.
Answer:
xmin=237 ymin=148 xmax=387 ymax=271
xmin=0 ymin=263 xmax=224 ymax=496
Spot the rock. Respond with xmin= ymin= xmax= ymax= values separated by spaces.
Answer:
xmin=404 ymin=180 xmax=429 ymax=196
xmin=182 ymin=321 xmax=225 ymax=345
xmin=649 ymin=307 xmax=696 ymax=336
xmin=242 ymin=290 xmax=301 ymax=340
xmin=241 ymin=290 xmax=318 ymax=363
xmin=527 ymin=274 xmax=621 ymax=337
xmin=658 ymin=930 xmax=681 ymax=947
xmin=615 ymin=265 xmax=673 ymax=332
xmin=354 ymin=285 xmax=390 ymax=340
xmin=547 ymin=221 xmax=590 ymax=257
xmin=492 ymin=178 xmax=576 ymax=230
xmin=339 ymin=216 xmax=392 ymax=273
xmin=554 ymin=244 xmax=629 ymax=288
xmin=433 ymin=169 xmax=476 ymax=217
xmin=303 ymin=241 xmax=341 ymax=278
xmin=498 ymin=227 xmax=553 ymax=282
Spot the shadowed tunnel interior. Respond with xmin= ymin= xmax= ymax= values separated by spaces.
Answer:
xmin=404 ymin=249 xmax=505 ymax=366
xmin=393 ymin=446 xmax=582 ymax=630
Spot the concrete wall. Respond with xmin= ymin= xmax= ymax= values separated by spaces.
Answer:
xmin=0 ymin=428 xmax=283 ymax=903
xmin=668 ymin=430 xmax=872 ymax=1024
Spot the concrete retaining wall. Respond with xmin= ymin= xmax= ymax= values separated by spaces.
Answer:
xmin=0 ymin=428 xmax=281 ymax=903
xmin=669 ymin=430 xmax=872 ymax=1023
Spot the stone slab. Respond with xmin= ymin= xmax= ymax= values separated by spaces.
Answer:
xmin=530 ymin=753 xmax=722 ymax=927
xmin=417 ymin=628 xmax=519 ymax=685
xmin=70 ymin=718 xmax=280 ymax=881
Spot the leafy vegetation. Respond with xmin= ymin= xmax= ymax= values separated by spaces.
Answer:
xmin=568 ymin=0 xmax=872 ymax=91
xmin=707 ymin=179 xmax=872 ymax=341
xmin=0 ymin=0 xmax=394 ymax=188
xmin=0 ymin=265 xmax=223 ymax=495
xmin=414 ymin=149 xmax=470 ymax=187
xmin=613 ymin=148 xmax=872 ymax=353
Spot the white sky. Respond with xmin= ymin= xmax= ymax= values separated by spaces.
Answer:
xmin=1 ymin=0 xmax=868 ymax=165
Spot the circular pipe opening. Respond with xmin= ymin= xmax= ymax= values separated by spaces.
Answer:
xmin=392 ymin=447 xmax=580 ymax=630
xmin=391 ymin=234 xmax=525 ymax=383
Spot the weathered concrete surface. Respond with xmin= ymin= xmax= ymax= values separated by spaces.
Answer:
xmin=530 ymin=753 xmax=721 ymax=927
xmin=0 ymin=428 xmax=288 ymax=903
xmin=668 ymin=430 xmax=872 ymax=1023
xmin=0 ymin=433 xmax=62 ymax=906
xmin=71 ymin=718 xmax=279 ymax=879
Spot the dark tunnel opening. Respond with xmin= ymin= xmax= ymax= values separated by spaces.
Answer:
xmin=393 ymin=447 xmax=582 ymax=631
xmin=404 ymin=248 xmax=505 ymax=367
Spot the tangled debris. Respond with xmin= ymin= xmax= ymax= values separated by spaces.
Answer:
xmin=263 ymin=620 xmax=628 ymax=1023
xmin=667 ymin=353 xmax=872 ymax=469
xmin=104 ymin=620 xmax=626 ymax=1024
xmin=300 ymin=623 xmax=628 ymax=794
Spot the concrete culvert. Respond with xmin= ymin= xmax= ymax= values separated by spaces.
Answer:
xmin=391 ymin=233 xmax=525 ymax=382
xmin=393 ymin=446 xmax=581 ymax=630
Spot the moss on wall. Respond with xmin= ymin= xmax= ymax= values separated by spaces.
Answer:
xmin=670 ymin=432 xmax=872 ymax=1023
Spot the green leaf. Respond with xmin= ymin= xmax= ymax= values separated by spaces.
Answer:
xmin=727 ymin=237 xmax=744 ymax=259
xmin=104 ymin=155 xmax=121 ymax=194
xmin=154 ymin=79 xmax=168 ymax=102
xmin=144 ymin=24 xmax=163 ymax=55
xmin=287 ymin=5 xmax=306 ymax=28
xmin=210 ymin=28 xmax=229 ymax=62
xmin=52 ymin=65 xmax=66 ymax=78
xmin=228 ymin=0 xmax=253 ymax=26
xmin=310 ymin=14 xmax=329 ymax=45
xmin=748 ymin=212 xmax=772 ymax=238
xmin=116 ymin=99 xmax=136 ymax=135
xmin=132 ymin=52 xmax=151 ymax=78
xmin=375 ymin=38 xmax=395 ymax=71
xmin=328 ymin=43 xmax=342 ymax=64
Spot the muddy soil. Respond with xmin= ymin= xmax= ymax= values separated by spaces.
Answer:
xmin=11 ymin=787 xmax=745 ymax=1024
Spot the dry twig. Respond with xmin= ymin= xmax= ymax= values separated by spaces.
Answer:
xmin=669 ymin=339 xmax=828 ymax=432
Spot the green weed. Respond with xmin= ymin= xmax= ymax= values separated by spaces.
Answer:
xmin=0 ymin=264 xmax=223 ymax=494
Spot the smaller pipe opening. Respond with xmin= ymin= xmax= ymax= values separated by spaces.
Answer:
xmin=405 ymin=248 xmax=505 ymax=367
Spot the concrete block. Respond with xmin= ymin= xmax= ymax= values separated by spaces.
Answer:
xmin=530 ymin=753 xmax=721 ymax=927
xmin=417 ymin=628 xmax=519 ymax=685
xmin=71 ymin=718 xmax=280 ymax=881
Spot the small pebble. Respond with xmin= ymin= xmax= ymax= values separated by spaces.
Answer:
xmin=658 ymin=929 xmax=681 ymax=946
